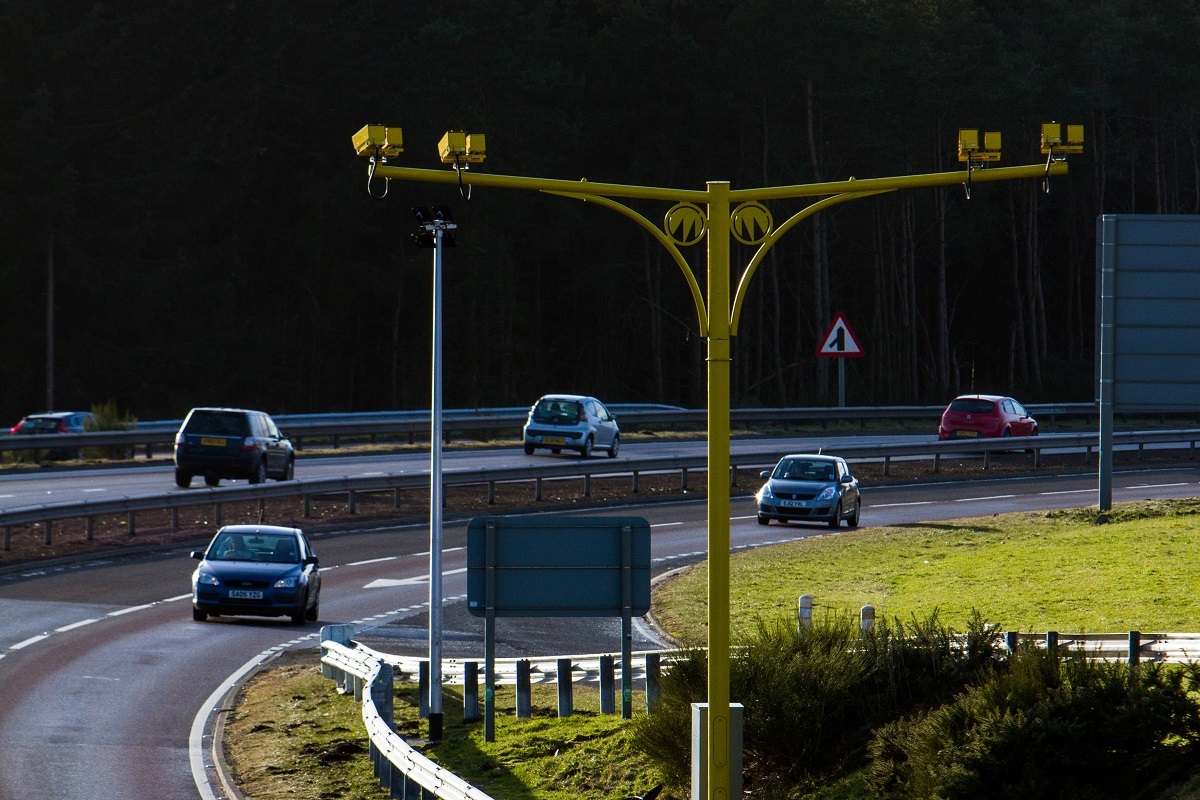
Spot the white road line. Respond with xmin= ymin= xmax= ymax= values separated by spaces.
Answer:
xmin=55 ymin=618 xmax=101 ymax=633
xmin=107 ymin=603 xmax=155 ymax=617
xmin=954 ymin=494 xmax=1016 ymax=502
xmin=1128 ymin=482 xmax=1190 ymax=489
xmin=10 ymin=634 xmax=50 ymax=650
xmin=652 ymin=521 xmax=683 ymax=528
xmin=82 ymin=488 xmax=107 ymax=493
xmin=163 ymin=594 xmax=192 ymax=603
xmin=871 ymin=501 xmax=934 ymax=508
xmin=1040 ymin=489 xmax=1095 ymax=496
xmin=347 ymin=556 xmax=398 ymax=567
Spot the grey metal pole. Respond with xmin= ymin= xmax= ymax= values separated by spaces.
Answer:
xmin=1098 ymin=215 xmax=1116 ymax=512
xmin=428 ymin=226 xmax=445 ymax=741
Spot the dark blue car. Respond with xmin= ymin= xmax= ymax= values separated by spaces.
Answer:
xmin=174 ymin=407 xmax=295 ymax=488
xmin=190 ymin=525 xmax=321 ymax=624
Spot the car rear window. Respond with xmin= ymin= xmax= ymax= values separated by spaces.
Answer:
xmin=184 ymin=410 xmax=251 ymax=437
xmin=532 ymin=400 xmax=583 ymax=423
xmin=948 ymin=399 xmax=997 ymax=414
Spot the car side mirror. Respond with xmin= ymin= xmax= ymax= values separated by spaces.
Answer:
xmin=840 ymin=474 xmax=853 ymax=484
xmin=190 ymin=550 xmax=204 ymax=560
xmin=760 ymin=470 xmax=770 ymax=478
xmin=305 ymin=555 xmax=319 ymax=566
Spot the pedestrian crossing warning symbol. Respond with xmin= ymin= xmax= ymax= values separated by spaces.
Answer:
xmin=816 ymin=313 xmax=864 ymax=358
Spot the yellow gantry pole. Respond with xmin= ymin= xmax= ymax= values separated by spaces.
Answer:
xmin=360 ymin=144 xmax=1071 ymax=800
xmin=704 ymin=181 xmax=732 ymax=800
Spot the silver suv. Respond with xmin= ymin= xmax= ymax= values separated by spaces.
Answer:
xmin=522 ymin=395 xmax=619 ymax=458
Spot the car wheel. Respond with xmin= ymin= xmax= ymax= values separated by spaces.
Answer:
xmin=524 ymin=442 xmax=535 ymax=455
xmin=291 ymin=604 xmax=306 ymax=626
xmin=757 ymin=514 xmax=770 ymax=526
xmin=306 ymin=597 xmax=319 ymax=622
xmin=607 ymin=435 xmax=620 ymax=458
xmin=249 ymin=458 xmax=267 ymax=485
xmin=580 ymin=436 xmax=593 ymax=458
xmin=846 ymin=499 xmax=860 ymax=528
xmin=204 ymin=475 xmax=221 ymax=487
xmin=828 ymin=501 xmax=842 ymax=528
xmin=175 ymin=469 xmax=193 ymax=489
xmin=192 ymin=606 xmax=208 ymax=622
xmin=277 ymin=457 xmax=295 ymax=481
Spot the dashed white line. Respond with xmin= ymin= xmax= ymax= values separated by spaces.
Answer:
xmin=347 ymin=556 xmax=398 ymax=567
xmin=82 ymin=488 xmax=107 ymax=493
xmin=107 ymin=603 xmax=155 ymax=617
xmin=10 ymin=634 xmax=50 ymax=650
xmin=652 ymin=521 xmax=683 ymax=528
xmin=1128 ymin=482 xmax=1190 ymax=490
xmin=1040 ymin=489 xmax=1094 ymax=496
xmin=55 ymin=618 xmax=101 ymax=633
xmin=955 ymin=494 xmax=1016 ymax=502
xmin=871 ymin=501 xmax=934 ymax=508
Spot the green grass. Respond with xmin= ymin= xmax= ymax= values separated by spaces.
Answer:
xmin=654 ymin=499 xmax=1200 ymax=645
xmin=230 ymin=498 xmax=1200 ymax=800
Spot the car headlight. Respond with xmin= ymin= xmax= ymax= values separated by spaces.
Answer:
xmin=194 ymin=570 xmax=220 ymax=586
xmin=757 ymin=485 xmax=773 ymax=501
xmin=816 ymin=486 xmax=837 ymax=502
xmin=274 ymin=576 xmax=299 ymax=588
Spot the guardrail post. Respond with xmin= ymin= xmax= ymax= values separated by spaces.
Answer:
xmin=372 ymin=662 xmax=395 ymax=731
xmin=487 ymin=482 xmax=495 ymax=504
xmin=1084 ymin=445 xmax=1092 ymax=465
xmin=1046 ymin=631 xmax=1058 ymax=654
xmin=933 ymin=453 xmax=940 ymax=473
xmin=883 ymin=455 xmax=891 ymax=476
xmin=798 ymin=595 xmax=813 ymax=633
xmin=349 ymin=489 xmax=357 ymax=514
xmin=128 ymin=511 xmax=137 ymax=537
xmin=983 ymin=451 xmax=990 ymax=470
xmin=1034 ymin=448 xmax=1041 ymax=468
xmin=1128 ymin=630 xmax=1141 ymax=665
xmin=681 ymin=467 xmax=688 ymax=491
xmin=304 ymin=495 xmax=312 ymax=517
xmin=1005 ymin=631 xmax=1019 ymax=652
xmin=463 ymin=661 xmax=479 ymax=721
xmin=258 ymin=499 xmax=266 ymax=522
xmin=632 ymin=471 xmax=640 ymax=493
xmin=535 ymin=477 xmax=542 ymax=501
xmin=557 ymin=658 xmax=574 ymax=717
xmin=320 ymin=624 xmax=355 ymax=680
xmin=860 ymin=605 xmax=875 ymax=632
xmin=646 ymin=653 xmax=661 ymax=711
xmin=44 ymin=520 xmax=52 ymax=545
xmin=584 ymin=474 xmax=591 ymax=498
xmin=730 ymin=465 xmax=738 ymax=487
xmin=214 ymin=503 xmax=222 ymax=526
xmin=394 ymin=488 xmax=403 ymax=508
xmin=599 ymin=654 xmax=616 ymax=714
xmin=516 ymin=660 xmax=532 ymax=718
xmin=86 ymin=516 xmax=95 ymax=540
xmin=3 ymin=526 xmax=9 ymax=551
xmin=418 ymin=661 xmax=429 ymax=717
xmin=170 ymin=508 xmax=178 ymax=530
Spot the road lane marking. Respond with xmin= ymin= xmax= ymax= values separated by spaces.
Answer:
xmin=55 ymin=618 xmax=101 ymax=632
xmin=954 ymin=494 xmax=1016 ymax=502
xmin=364 ymin=566 xmax=468 ymax=589
xmin=164 ymin=594 xmax=192 ymax=602
xmin=107 ymin=603 xmax=155 ymax=617
xmin=348 ymin=556 xmax=397 ymax=567
xmin=1040 ymin=489 xmax=1094 ymax=496
xmin=10 ymin=634 xmax=50 ymax=650
xmin=82 ymin=488 xmax=107 ymax=493
xmin=652 ymin=521 xmax=683 ymax=527
xmin=870 ymin=501 xmax=933 ymax=508
xmin=1128 ymin=482 xmax=1190 ymax=489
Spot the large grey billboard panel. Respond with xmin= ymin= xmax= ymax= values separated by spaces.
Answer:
xmin=1097 ymin=215 xmax=1200 ymax=412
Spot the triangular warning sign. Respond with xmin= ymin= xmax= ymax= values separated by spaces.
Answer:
xmin=816 ymin=313 xmax=864 ymax=358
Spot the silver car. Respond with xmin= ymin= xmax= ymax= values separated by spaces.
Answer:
xmin=755 ymin=454 xmax=860 ymax=527
xmin=522 ymin=394 xmax=620 ymax=458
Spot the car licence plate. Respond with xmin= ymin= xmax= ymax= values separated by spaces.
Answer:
xmin=543 ymin=437 xmax=566 ymax=445
xmin=780 ymin=499 xmax=810 ymax=508
xmin=200 ymin=437 xmax=227 ymax=447
xmin=227 ymin=589 xmax=263 ymax=600
xmin=956 ymin=430 xmax=979 ymax=438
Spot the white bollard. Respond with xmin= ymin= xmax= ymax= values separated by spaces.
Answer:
xmin=860 ymin=605 xmax=875 ymax=633
xmin=798 ymin=594 xmax=813 ymax=633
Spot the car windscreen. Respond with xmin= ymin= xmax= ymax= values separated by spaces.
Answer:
xmin=184 ymin=410 xmax=251 ymax=437
xmin=532 ymin=400 xmax=583 ymax=423
xmin=208 ymin=532 xmax=300 ymax=562
xmin=948 ymin=399 xmax=996 ymax=414
xmin=774 ymin=460 xmax=836 ymax=481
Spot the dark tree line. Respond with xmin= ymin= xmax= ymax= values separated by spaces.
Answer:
xmin=2 ymin=0 xmax=1198 ymax=422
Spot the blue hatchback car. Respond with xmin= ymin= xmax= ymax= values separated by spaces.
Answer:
xmin=190 ymin=525 xmax=321 ymax=624
xmin=755 ymin=454 xmax=861 ymax=528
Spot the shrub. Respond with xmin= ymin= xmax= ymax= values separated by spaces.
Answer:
xmin=84 ymin=400 xmax=137 ymax=460
xmin=631 ymin=611 xmax=1001 ymax=795
xmin=869 ymin=645 xmax=1200 ymax=799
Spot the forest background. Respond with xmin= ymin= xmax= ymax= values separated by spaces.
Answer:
xmin=2 ymin=0 xmax=1197 ymax=423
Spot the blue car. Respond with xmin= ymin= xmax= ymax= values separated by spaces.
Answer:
xmin=755 ymin=454 xmax=861 ymax=528
xmin=190 ymin=525 xmax=321 ymax=624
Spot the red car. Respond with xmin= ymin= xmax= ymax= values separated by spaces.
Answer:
xmin=938 ymin=395 xmax=1038 ymax=440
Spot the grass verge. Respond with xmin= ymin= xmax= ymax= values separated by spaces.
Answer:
xmin=225 ymin=653 xmax=665 ymax=800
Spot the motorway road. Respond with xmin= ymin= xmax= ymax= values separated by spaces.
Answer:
xmin=0 ymin=433 xmax=964 ymax=511
xmin=0 ymin=463 xmax=1198 ymax=799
